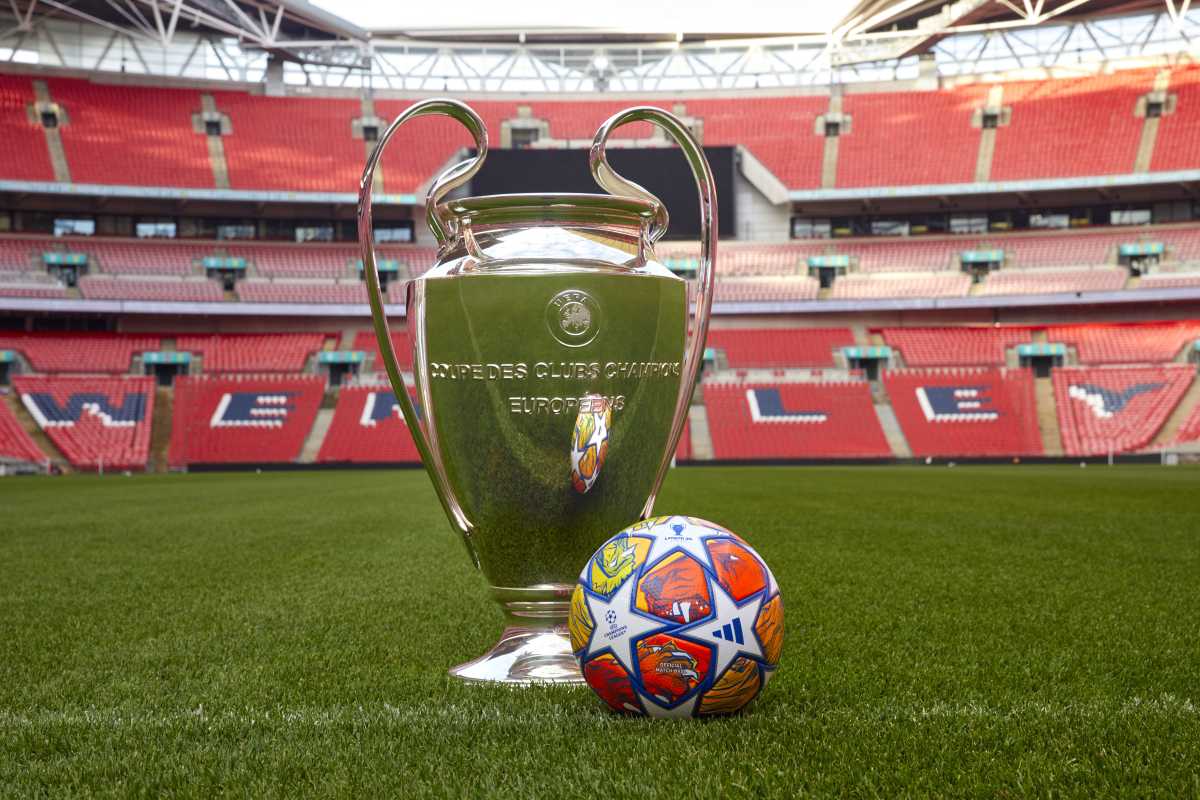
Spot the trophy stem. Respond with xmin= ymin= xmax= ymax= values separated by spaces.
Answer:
xmin=449 ymin=586 xmax=585 ymax=684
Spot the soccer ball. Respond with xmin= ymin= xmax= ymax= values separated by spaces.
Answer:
xmin=569 ymin=515 xmax=783 ymax=718
xmin=570 ymin=400 xmax=611 ymax=494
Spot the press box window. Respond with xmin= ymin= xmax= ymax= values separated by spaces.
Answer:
xmin=40 ymin=110 xmax=59 ymax=129
xmin=204 ymin=119 xmax=222 ymax=136
xmin=1146 ymin=100 xmax=1164 ymax=118
xmin=53 ymin=218 xmax=94 ymax=237
xmin=823 ymin=120 xmax=841 ymax=137
xmin=136 ymin=220 xmax=177 ymax=238
xmin=295 ymin=225 xmax=334 ymax=243
xmin=362 ymin=125 xmax=379 ymax=142
xmin=981 ymin=111 xmax=999 ymax=129
xmin=217 ymin=224 xmax=255 ymax=240
xmin=374 ymin=224 xmax=414 ymax=244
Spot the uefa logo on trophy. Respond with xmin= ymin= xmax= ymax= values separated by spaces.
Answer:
xmin=358 ymin=99 xmax=716 ymax=683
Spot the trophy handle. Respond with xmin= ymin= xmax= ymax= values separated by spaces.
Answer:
xmin=358 ymin=99 xmax=488 ymax=535
xmin=589 ymin=108 xmax=717 ymax=518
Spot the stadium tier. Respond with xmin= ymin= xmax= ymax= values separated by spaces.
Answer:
xmin=13 ymin=375 xmax=154 ymax=469
xmin=703 ymin=382 xmax=892 ymax=459
xmin=5 ymin=68 xmax=1200 ymax=193
xmin=880 ymin=327 xmax=1034 ymax=367
xmin=0 ymin=333 xmax=158 ymax=373
xmin=1045 ymin=322 xmax=1200 ymax=363
xmin=7 ymin=225 xmax=1200 ymax=306
xmin=975 ymin=268 xmax=1129 ymax=296
xmin=0 ymin=325 xmax=1196 ymax=466
xmin=167 ymin=375 xmax=324 ymax=466
xmin=175 ymin=333 xmax=331 ymax=372
xmin=1052 ymin=365 xmax=1194 ymax=456
xmin=883 ymin=368 xmax=1043 ymax=457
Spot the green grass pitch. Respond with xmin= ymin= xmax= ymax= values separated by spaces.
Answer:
xmin=2 ymin=466 xmax=1198 ymax=797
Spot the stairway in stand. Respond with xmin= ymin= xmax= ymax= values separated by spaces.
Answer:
xmin=1034 ymin=377 xmax=1063 ymax=456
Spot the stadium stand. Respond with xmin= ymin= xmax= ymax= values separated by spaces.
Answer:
xmin=706 ymin=328 xmax=855 ymax=368
xmin=977 ymin=267 xmax=1128 ymax=296
xmin=9 ymin=67 xmax=1200 ymax=196
xmin=352 ymin=329 xmax=414 ymax=371
xmin=0 ymin=75 xmax=55 ymax=183
xmin=0 ymin=281 xmax=68 ymax=298
xmin=14 ymin=375 xmax=154 ymax=469
xmin=78 ymin=276 xmax=225 ymax=302
xmin=829 ymin=272 xmax=971 ymax=299
xmin=316 ymin=385 xmax=421 ymax=463
xmin=881 ymin=327 xmax=1034 ymax=366
xmin=703 ymin=381 xmax=891 ymax=459
xmin=990 ymin=70 xmax=1151 ymax=181
xmin=0 ymin=333 xmax=157 ymax=373
xmin=1045 ymin=322 xmax=1200 ymax=363
xmin=676 ymin=419 xmax=692 ymax=461
xmin=1151 ymin=64 xmax=1200 ymax=174
xmin=211 ymin=92 xmax=363 ymax=193
xmin=1136 ymin=272 xmax=1200 ymax=290
xmin=168 ymin=374 xmax=324 ymax=465
xmin=883 ymin=368 xmax=1043 ymax=457
xmin=236 ymin=280 xmax=369 ymax=304
xmin=48 ymin=78 xmax=213 ymax=188
xmin=837 ymin=85 xmax=987 ymax=188
xmin=0 ymin=399 xmax=47 ymax=465
xmin=1052 ymin=364 xmax=1194 ymax=455
xmin=713 ymin=277 xmax=819 ymax=303
xmin=176 ymin=333 xmax=329 ymax=373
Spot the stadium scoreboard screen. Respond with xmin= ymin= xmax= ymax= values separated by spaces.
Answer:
xmin=470 ymin=146 xmax=736 ymax=240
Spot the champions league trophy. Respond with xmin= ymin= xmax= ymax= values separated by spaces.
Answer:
xmin=358 ymin=100 xmax=716 ymax=683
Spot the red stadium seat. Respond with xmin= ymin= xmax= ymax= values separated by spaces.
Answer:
xmin=78 ymin=276 xmax=224 ymax=302
xmin=706 ymin=328 xmax=855 ymax=368
xmin=1045 ymin=322 xmax=1200 ymax=364
xmin=883 ymin=368 xmax=1043 ymax=457
xmin=978 ymin=268 xmax=1127 ymax=296
xmin=0 ymin=75 xmax=55 ymax=182
xmin=316 ymin=385 xmax=421 ymax=463
xmin=168 ymin=375 xmax=324 ymax=466
xmin=1052 ymin=365 xmax=1193 ymax=455
xmin=49 ymin=78 xmax=212 ymax=188
xmin=703 ymin=381 xmax=891 ymax=459
xmin=0 ymin=400 xmax=47 ymax=464
xmin=881 ymin=327 xmax=1034 ymax=367
xmin=13 ymin=375 xmax=154 ymax=469
xmin=176 ymin=333 xmax=330 ymax=373
xmin=352 ymin=329 xmax=414 ymax=371
xmin=0 ymin=333 xmax=158 ymax=373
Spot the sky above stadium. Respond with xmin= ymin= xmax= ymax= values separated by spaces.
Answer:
xmin=312 ymin=0 xmax=847 ymax=34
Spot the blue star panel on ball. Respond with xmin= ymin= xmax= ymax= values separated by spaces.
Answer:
xmin=569 ymin=515 xmax=784 ymax=718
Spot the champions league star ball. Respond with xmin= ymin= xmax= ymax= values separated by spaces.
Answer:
xmin=570 ymin=399 xmax=611 ymax=494
xmin=569 ymin=516 xmax=783 ymax=718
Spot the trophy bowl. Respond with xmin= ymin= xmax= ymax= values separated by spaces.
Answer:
xmin=358 ymin=100 xmax=716 ymax=683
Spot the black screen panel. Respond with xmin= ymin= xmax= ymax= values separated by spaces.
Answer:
xmin=468 ymin=146 xmax=735 ymax=240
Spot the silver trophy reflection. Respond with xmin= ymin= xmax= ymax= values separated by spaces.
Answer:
xmin=358 ymin=99 xmax=716 ymax=683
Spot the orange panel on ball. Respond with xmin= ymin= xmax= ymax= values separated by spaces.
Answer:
xmin=637 ymin=634 xmax=712 ymax=707
xmin=583 ymin=653 xmax=641 ymax=714
xmin=706 ymin=538 xmax=767 ymax=601
xmin=636 ymin=551 xmax=713 ymax=624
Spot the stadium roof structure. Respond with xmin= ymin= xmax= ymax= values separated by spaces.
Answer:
xmin=0 ymin=0 xmax=1197 ymax=91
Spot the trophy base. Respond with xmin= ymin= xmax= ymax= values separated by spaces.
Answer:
xmin=450 ymin=586 xmax=584 ymax=684
xmin=450 ymin=625 xmax=584 ymax=684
